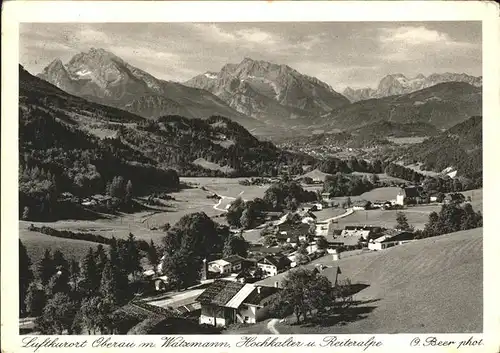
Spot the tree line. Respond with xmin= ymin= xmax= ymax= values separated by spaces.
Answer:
xmin=160 ymin=212 xmax=249 ymax=290
xmin=19 ymin=232 xmax=149 ymax=334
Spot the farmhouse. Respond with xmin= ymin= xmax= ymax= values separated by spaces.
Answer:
xmin=352 ymin=200 xmax=371 ymax=210
xmin=208 ymin=255 xmax=245 ymax=275
xmin=257 ymin=255 xmax=291 ymax=277
xmin=301 ymin=203 xmax=323 ymax=212
xmin=196 ymin=280 xmax=280 ymax=327
xmin=372 ymin=200 xmax=392 ymax=209
xmin=368 ymin=231 xmax=415 ymax=251
xmin=396 ymin=186 xmax=424 ymax=205
xmin=341 ymin=225 xmax=383 ymax=239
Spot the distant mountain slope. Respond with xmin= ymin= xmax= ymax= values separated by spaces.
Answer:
xmin=21 ymin=65 xmax=315 ymax=180
xmin=184 ymin=57 xmax=350 ymax=125
xmin=324 ymin=82 xmax=481 ymax=130
xmin=37 ymin=48 xmax=263 ymax=131
xmin=343 ymin=72 xmax=482 ymax=102
xmin=397 ymin=116 xmax=482 ymax=180
xmin=350 ymin=121 xmax=439 ymax=137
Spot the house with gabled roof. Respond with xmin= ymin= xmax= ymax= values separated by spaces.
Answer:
xmin=257 ymin=254 xmax=291 ymax=277
xmin=208 ymin=255 xmax=246 ymax=275
xmin=368 ymin=231 xmax=415 ymax=251
xmin=396 ymin=186 xmax=424 ymax=205
xmin=196 ymin=280 xmax=280 ymax=327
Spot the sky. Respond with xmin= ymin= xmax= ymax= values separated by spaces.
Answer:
xmin=20 ymin=22 xmax=481 ymax=91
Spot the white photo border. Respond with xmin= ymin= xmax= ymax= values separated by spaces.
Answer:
xmin=2 ymin=1 xmax=499 ymax=352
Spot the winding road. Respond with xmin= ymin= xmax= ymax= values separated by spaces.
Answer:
xmin=267 ymin=318 xmax=280 ymax=334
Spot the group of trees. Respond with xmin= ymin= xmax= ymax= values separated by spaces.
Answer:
xmin=269 ymin=268 xmax=353 ymax=324
xmin=318 ymin=156 xmax=384 ymax=175
xmin=385 ymin=163 xmax=478 ymax=194
xmin=20 ymin=232 xmax=152 ymax=334
xmin=128 ymin=115 xmax=316 ymax=178
xmin=161 ymin=212 xmax=249 ymax=290
xmin=323 ymin=173 xmax=375 ymax=198
xmin=400 ymin=116 xmax=482 ymax=183
xmin=19 ymin=107 xmax=180 ymax=221
xmin=225 ymin=181 xmax=318 ymax=229
xmin=263 ymin=181 xmax=317 ymax=211
xmin=226 ymin=197 xmax=269 ymax=229
xmin=384 ymin=163 xmax=424 ymax=184
xmin=421 ymin=202 xmax=482 ymax=239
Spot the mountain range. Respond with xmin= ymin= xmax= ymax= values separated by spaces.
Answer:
xmin=343 ymin=73 xmax=482 ymax=102
xmin=20 ymin=65 xmax=314 ymax=179
xmin=35 ymin=48 xmax=481 ymax=135
xmin=322 ymin=81 xmax=481 ymax=131
xmin=184 ymin=57 xmax=350 ymax=125
xmin=37 ymin=48 xmax=263 ymax=132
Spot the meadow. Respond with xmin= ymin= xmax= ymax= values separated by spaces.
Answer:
xmin=249 ymin=228 xmax=483 ymax=334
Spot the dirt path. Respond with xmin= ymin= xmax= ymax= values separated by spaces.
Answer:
xmin=322 ymin=208 xmax=354 ymax=223
xmin=267 ymin=318 xmax=280 ymax=334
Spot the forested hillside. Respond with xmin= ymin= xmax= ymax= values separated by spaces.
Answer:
xmin=398 ymin=116 xmax=482 ymax=180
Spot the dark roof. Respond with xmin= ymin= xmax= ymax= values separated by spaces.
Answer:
xmin=255 ymin=246 xmax=283 ymax=254
xmin=403 ymin=187 xmax=422 ymax=198
xmin=222 ymin=255 xmax=245 ymax=265
xmin=243 ymin=286 xmax=281 ymax=306
xmin=381 ymin=231 xmax=415 ymax=243
xmin=258 ymin=255 xmax=291 ymax=269
xmin=352 ymin=200 xmax=371 ymax=207
xmin=344 ymin=225 xmax=383 ymax=232
xmin=195 ymin=280 xmax=245 ymax=306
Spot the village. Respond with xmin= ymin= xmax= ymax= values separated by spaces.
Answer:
xmin=134 ymin=182 xmax=472 ymax=330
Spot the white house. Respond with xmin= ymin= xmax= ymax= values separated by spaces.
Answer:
xmin=208 ymin=259 xmax=232 ymax=275
xmin=368 ymin=231 xmax=415 ymax=251
xmin=196 ymin=280 xmax=280 ymax=327
xmin=208 ymin=255 xmax=245 ymax=275
xmin=257 ymin=255 xmax=291 ymax=277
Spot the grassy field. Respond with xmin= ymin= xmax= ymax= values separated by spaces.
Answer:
xmin=182 ymin=177 xmax=269 ymax=200
xmin=332 ymin=205 xmax=441 ymax=230
xmin=20 ymin=229 xmax=108 ymax=265
xmin=247 ymin=228 xmax=483 ymax=334
xmin=387 ymin=136 xmax=427 ymax=145
xmin=351 ymin=172 xmax=407 ymax=184
xmin=19 ymin=179 xmax=271 ymax=264
xmin=331 ymin=187 xmax=401 ymax=205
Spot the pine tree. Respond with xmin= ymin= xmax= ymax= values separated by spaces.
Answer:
xmin=108 ymin=239 xmax=129 ymax=303
xmin=25 ymin=282 xmax=47 ymax=317
xmin=53 ymin=250 xmax=69 ymax=274
xmin=125 ymin=233 xmax=141 ymax=279
xmin=147 ymin=240 xmax=159 ymax=270
xmin=80 ymin=248 xmax=99 ymax=297
xmin=99 ymin=262 xmax=123 ymax=305
xmin=94 ymin=244 xmax=108 ymax=282
xmin=396 ymin=212 xmax=411 ymax=231
xmin=69 ymin=259 xmax=80 ymax=292
xmin=37 ymin=293 xmax=77 ymax=334
xmin=19 ymin=240 xmax=34 ymax=315
xmin=45 ymin=271 xmax=71 ymax=297
xmin=37 ymin=249 xmax=55 ymax=286
xmin=125 ymin=180 xmax=133 ymax=204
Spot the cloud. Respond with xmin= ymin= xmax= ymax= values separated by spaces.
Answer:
xmin=376 ymin=25 xmax=477 ymax=63
xmin=235 ymin=28 xmax=277 ymax=44
xmin=76 ymin=28 xmax=111 ymax=44
xmin=19 ymin=22 xmax=481 ymax=91
xmin=379 ymin=26 xmax=450 ymax=45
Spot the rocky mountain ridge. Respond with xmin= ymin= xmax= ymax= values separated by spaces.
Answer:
xmin=37 ymin=48 xmax=264 ymax=131
xmin=343 ymin=72 xmax=482 ymax=102
xmin=184 ymin=57 xmax=350 ymax=125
